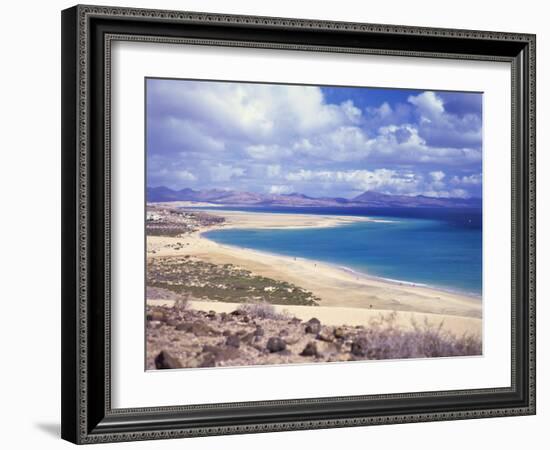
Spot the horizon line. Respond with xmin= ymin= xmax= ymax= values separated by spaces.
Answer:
xmin=147 ymin=185 xmax=482 ymax=202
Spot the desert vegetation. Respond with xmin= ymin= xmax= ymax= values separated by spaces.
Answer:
xmin=146 ymin=302 xmax=482 ymax=370
xmin=147 ymin=256 xmax=320 ymax=306
xmin=146 ymin=205 xmax=224 ymax=237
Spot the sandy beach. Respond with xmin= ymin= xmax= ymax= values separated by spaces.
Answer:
xmin=147 ymin=209 xmax=482 ymax=336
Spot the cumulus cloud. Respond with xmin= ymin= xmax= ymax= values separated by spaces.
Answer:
xmin=451 ymin=173 xmax=482 ymax=185
xmin=407 ymin=91 xmax=482 ymax=149
xmin=408 ymin=91 xmax=445 ymax=120
xmin=285 ymin=168 xmax=465 ymax=198
xmin=266 ymin=164 xmax=282 ymax=178
xmin=147 ymin=79 xmax=482 ymax=198
xmin=245 ymin=144 xmax=292 ymax=160
xmin=209 ymin=163 xmax=245 ymax=182
xmin=148 ymin=80 xmax=356 ymax=146
xmin=430 ymin=171 xmax=446 ymax=182
xmin=175 ymin=170 xmax=197 ymax=181
xmin=269 ymin=185 xmax=294 ymax=195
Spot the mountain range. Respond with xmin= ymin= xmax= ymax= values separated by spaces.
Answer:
xmin=147 ymin=186 xmax=481 ymax=209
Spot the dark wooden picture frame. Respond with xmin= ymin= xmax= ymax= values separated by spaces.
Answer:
xmin=61 ymin=4 xmax=536 ymax=444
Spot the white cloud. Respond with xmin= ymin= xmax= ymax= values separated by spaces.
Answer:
xmin=406 ymin=91 xmax=482 ymax=150
xmin=284 ymin=168 xmax=473 ymax=198
xmin=269 ymin=185 xmax=294 ymax=195
xmin=451 ymin=173 xmax=482 ymax=185
xmin=148 ymin=79 xmax=482 ymax=197
xmin=423 ymin=188 xmax=469 ymax=199
xmin=340 ymin=100 xmax=362 ymax=123
xmin=150 ymin=117 xmax=226 ymax=154
xmin=266 ymin=164 xmax=282 ymax=178
xmin=430 ymin=171 xmax=446 ymax=182
xmin=377 ymin=102 xmax=393 ymax=118
xmin=366 ymin=125 xmax=481 ymax=165
xmin=175 ymin=170 xmax=197 ymax=181
xmin=408 ymin=91 xmax=445 ymax=120
xmin=209 ymin=163 xmax=245 ymax=182
xmin=245 ymin=144 xmax=292 ymax=160
xmin=149 ymin=80 xmax=359 ymax=145
xmin=286 ymin=168 xmax=423 ymax=195
xmin=150 ymin=80 xmax=482 ymax=168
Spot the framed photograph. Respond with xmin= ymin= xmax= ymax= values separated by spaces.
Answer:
xmin=61 ymin=5 xmax=536 ymax=444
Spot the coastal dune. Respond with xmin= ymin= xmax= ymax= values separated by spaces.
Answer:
xmin=147 ymin=209 xmax=482 ymax=337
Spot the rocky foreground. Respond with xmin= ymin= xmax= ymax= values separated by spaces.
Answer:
xmin=146 ymin=303 xmax=482 ymax=370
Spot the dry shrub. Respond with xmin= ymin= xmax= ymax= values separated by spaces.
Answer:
xmin=236 ymin=301 xmax=290 ymax=320
xmin=353 ymin=313 xmax=482 ymax=359
xmin=146 ymin=285 xmax=189 ymax=310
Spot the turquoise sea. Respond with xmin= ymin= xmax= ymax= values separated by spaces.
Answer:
xmin=201 ymin=207 xmax=482 ymax=296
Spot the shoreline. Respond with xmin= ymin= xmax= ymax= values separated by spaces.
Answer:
xmin=202 ymin=230 xmax=482 ymax=301
xmin=203 ymin=229 xmax=482 ymax=301
xmin=147 ymin=209 xmax=482 ymax=324
xmin=199 ymin=209 xmax=481 ymax=300
xmin=334 ymin=264 xmax=482 ymax=300
xmin=196 ymin=208 xmax=391 ymax=229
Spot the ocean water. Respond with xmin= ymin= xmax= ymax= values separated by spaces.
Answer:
xmin=201 ymin=207 xmax=482 ymax=296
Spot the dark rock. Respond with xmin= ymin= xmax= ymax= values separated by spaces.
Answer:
xmin=175 ymin=320 xmax=218 ymax=336
xmin=300 ymin=342 xmax=318 ymax=357
xmin=241 ymin=315 xmax=250 ymax=323
xmin=199 ymin=352 xmax=217 ymax=368
xmin=222 ymin=329 xmax=232 ymax=337
xmin=240 ymin=332 xmax=254 ymax=345
xmin=289 ymin=317 xmax=302 ymax=325
xmin=317 ymin=328 xmax=334 ymax=342
xmin=206 ymin=310 xmax=217 ymax=319
xmin=165 ymin=319 xmax=179 ymax=327
xmin=279 ymin=329 xmax=289 ymax=337
xmin=154 ymin=350 xmax=183 ymax=369
xmin=225 ymin=334 xmax=241 ymax=348
xmin=194 ymin=321 xmax=219 ymax=336
xmin=317 ymin=341 xmax=339 ymax=357
xmin=147 ymin=310 xmax=165 ymax=322
xmin=202 ymin=344 xmax=240 ymax=362
xmin=266 ymin=337 xmax=287 ymax=353
xmin=175 ymin=322 xmax=193 ymax=332
xmin=181 ymin=311 xmax=195 ymax=320
xmin=351 ymin=338 xmax=369 ymax=357
xmin=333 ymin=327 xmax=345 ymax=339
xmin=305 ymin=318 xmax=321 ymax=334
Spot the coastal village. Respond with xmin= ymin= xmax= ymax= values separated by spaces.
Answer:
xmin=146 ymin=205 xmax=224 ymax=236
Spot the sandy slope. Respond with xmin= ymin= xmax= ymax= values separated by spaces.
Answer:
xmin=148 ymin=299 xmax=481 ymax=337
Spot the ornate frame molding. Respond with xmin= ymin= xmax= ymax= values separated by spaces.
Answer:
xmin=61 ymin=5 xmax=536 ymax=444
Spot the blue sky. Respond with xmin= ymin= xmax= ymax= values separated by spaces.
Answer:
xmin=146 ymin=78 xmax=482 ymax=199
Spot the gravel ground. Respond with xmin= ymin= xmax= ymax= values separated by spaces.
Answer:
xmin=146 ymin=303 xmax=482 ymax=370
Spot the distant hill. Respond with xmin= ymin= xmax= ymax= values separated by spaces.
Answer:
xmin=351 ymin=191 xmax=481 ymax=208
xmin=147 ymin=186 xmax=481 ymax=209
